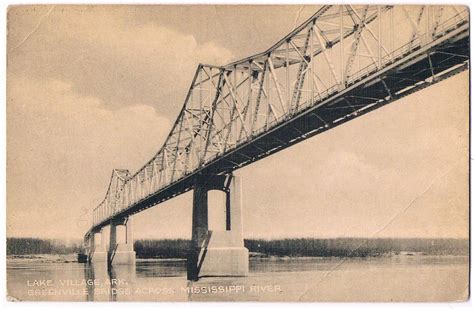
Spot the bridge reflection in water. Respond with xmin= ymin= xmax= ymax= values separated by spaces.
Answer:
xmin=84 ymin=263 xmax=136 ymax=301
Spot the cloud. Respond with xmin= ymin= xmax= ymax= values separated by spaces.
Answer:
xmin=8 ymin=6 xmax=235 ymax=118
xmin=7 ymin=76 xmax=171 ymax=238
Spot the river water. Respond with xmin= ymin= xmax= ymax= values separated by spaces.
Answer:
xmin=7 ymin=255 xmax=468 ymax=302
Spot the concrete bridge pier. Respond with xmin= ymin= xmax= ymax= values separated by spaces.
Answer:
xmin=108 ymin=217 xmax=136 ymax=265
xmin=187 ymin=174 xmax=249 ymax=280
xmin=89 ymin=228 xmax=108 ymax=263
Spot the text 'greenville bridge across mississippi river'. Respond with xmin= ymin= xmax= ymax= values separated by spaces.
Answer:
xmin=83 ymin=5 xmax=469 ymax=280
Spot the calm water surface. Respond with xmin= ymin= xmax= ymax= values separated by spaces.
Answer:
xmin=7 ymin=255 xmax=468 ymax=301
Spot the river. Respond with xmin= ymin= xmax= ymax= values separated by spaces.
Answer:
xmin=7 ymin=255 xmax=468 ymax=301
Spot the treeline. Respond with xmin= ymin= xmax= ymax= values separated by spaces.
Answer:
xmin=7 ymin=238 xmax=82 ymax=255
xmin=244 ymin=238 xmax=469 ymax=257
xmin=134 ymin=239 xmax=189 ymax=259
xmin=134 ymin=238 xmax=468 ymax=258
xmin=7 ymin=237 xmax=469 ymax=258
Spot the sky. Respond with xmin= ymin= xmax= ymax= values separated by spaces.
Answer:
xmin=6 ymin=5 xmax=469 ymax=240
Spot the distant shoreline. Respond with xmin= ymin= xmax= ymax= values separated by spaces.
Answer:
xmin=7 ymin=238 xmax=469 ymax=260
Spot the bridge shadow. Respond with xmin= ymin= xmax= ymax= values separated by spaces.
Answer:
xmin=108 ymin=244 xmax=119 ymax=265
xmin=187 ymin=230 xmax=213 ymax=281
xmin=196 ymin=231 xmax=212 ymax=277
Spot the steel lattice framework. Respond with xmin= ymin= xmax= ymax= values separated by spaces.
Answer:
xmin=88 ymin=5 xmax=469 ymax=237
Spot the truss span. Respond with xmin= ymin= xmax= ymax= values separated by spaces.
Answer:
xmin=87 ymin=5 xmax=469 ymax=237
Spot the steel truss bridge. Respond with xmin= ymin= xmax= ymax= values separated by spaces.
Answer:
xmin=86 ymin=5 xmax=469 ymax=238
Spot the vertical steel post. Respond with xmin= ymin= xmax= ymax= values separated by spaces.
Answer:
xmin=378 ymin=5 xmax=382 ymax=68
xmin=286 ymin=41 xmax=290 ymax=108
xmin=340 ymin=6 xmax=345 ymax=86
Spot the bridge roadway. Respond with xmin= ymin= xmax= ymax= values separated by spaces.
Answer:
xmin=85 ymin=5 xmax=470 ymax=279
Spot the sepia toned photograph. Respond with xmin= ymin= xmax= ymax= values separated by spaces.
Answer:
xmin=6 ymin=3 xmax=470 ymax=302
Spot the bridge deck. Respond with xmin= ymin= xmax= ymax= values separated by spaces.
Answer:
xmin=86 ymin=5 xmax=469 ymax=238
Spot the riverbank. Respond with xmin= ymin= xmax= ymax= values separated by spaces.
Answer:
xmin=7 ymin=254 xmax=78 ymax=263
